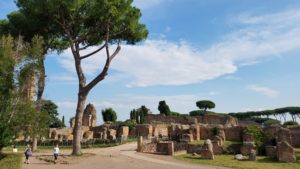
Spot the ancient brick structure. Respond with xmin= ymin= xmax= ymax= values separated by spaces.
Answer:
xmin=265 ymin=146 xmax=277 ymax=158
xmin=136 ymin=124 xmax=153 ymax=139
xmin=201 ymin=139 xmax=214 ymax=159
xmin=82 ymin=103 xmax=97 ymax=127
xmin=144 ymin=114 xmax=197 ymax=124
xmin=153 ymin=124 xmax=169 ymax=138
xmin=195 ymin=114 xmax=238 ymax=127
xmin=224 ymin=126 xmax=244 ymax=141
xmin=288 ymin=126 xmax=300 ymax=148
xmin=277 ymin=141 xmax=296 ymax=163
xmin=277 ymin=127 xmax=292 ymax=145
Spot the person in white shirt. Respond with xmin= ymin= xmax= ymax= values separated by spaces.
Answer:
xmin=53 ymin=144 xmax=59 ymax=164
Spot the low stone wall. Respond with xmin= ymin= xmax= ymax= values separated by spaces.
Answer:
xmin=174 ymin=142 xmax=188 ymax=152
xmin=141 ymin=143 xmax=157 ymax=153
xmin=187 ymin=144 xmax=202 ymax=154
xmin=289 ymin=126 xmax=300 ymax=148
xmin=195 ymin=114 xmax=238 ymax=127
xmin=141 ymin=141 xmax=174 ymax=155
xmin=144 ymin=114 xmax=197 ymax=124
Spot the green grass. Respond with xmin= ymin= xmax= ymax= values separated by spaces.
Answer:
xmin=0 ymin=153 xmax=22 ymax=169
xmin=175 ymin=148 xmax=300 ymax=169
xmin=190 ymin=140 xmax=242 ymax=148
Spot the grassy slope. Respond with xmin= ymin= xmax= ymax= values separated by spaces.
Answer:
xmin=0 ymin=153 xmax=22 ymax=169
xmin=175 ymin=149 xmax=300 ymax=169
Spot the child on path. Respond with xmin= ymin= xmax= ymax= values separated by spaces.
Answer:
xmin=24 ymin=144 xmax=31 ymax=164
xmin=53 ymin=144 xmax=59 ymax=164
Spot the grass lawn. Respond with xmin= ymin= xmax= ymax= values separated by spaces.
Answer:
xmin=0 ymin=153 xmax=22 ymax=169
xmin=175 ymin=148 xmax=300 ymax=169
xmin=190 ymin=140 xmax=242 ymax=148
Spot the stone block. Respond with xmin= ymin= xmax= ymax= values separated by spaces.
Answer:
xmin=277 ymin=141 xmax=296 ymax=163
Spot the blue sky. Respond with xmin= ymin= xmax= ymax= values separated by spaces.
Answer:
xmin=1 ymin=0 xmax=300 ymax=125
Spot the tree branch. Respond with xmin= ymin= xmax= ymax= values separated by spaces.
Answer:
xmin=80 ymin=44 xmax=106 ymax=60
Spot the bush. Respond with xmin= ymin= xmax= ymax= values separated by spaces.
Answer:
xmin=101 ymin=108 xmax=117 ymax=122
xmin=121 ymin=120 xmax=136 ymax=130
xmin=211 ymin=127 xmax=220 ymax=136
xmin=243 ymin=125 xmax=266 ymax=155
xmin=170 ymin=112 xmax=181 ymax=116
xmin=283 ymin=121 xmax=299 ymax=126
xmin=264 ymin=119 xmax=281 ymax=126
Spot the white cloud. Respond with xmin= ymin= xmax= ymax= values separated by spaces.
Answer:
xmin=247 ymin=85 xmax=279 ymax=97
xmin=56 ymin=8 xmax=300 ymax=87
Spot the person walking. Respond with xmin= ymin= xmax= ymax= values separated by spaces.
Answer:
xmin=24 ymin=144 xmax=31 ymax=164
xmin=53 ymin=144 xmax=59 ymax=164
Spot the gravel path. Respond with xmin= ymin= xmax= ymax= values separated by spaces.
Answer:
xmin=22 ymin=142 xmax=230 ymax=169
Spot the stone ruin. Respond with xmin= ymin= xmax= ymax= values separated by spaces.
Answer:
xmin=201 ymin=139 xmax=214 ymax=160
xmin=82 ymin=104 xmax=97 ymax=127
xmin=48 ymin=103 xmax=129 ymax=143
xmin=39 ymin=103 xmax=300 ymax=163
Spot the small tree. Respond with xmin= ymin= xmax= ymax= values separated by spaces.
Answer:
xmin=102 ymin=108 xmax=117 ymax=122
xmin=283 ymin=121 xmax=299 ymax=126
xmin=158 ymin=100 xmax=171 ymax=116
xmin=41 ymin=100 xmax=65 ymax=128
xmin=196 ymin=100 xmax=215 ymax=113
xmin=62 ymin=116 xmax=65 ymax=126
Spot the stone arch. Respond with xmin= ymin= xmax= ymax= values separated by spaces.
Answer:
xmin=51 ymin=130 xmax=57 ymax=139
xmin=82 ymin=103 xmax=97 ymax=127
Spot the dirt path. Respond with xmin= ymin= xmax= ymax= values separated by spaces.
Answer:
xmin=22 ymin=142 xmax=229 ymax=169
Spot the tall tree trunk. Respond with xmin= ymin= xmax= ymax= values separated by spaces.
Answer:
xmin=72 ymin=93 xmax=87 ymax=155
xmin=33 ymin=59 xmax=45 ymax=151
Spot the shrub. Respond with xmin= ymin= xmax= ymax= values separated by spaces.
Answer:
xmin=243 ymin=125 xmax=266 ymax=155
xmin=101 ymin=108 xmax=117 ymax=122
xmin=211 ymin=127 xmax=220 ymax=136
xmin=283 ymin=121 xmax=299 ymax=126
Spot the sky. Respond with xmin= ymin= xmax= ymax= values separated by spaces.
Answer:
xmin=1 ymin=0 xmax=300 ymax=125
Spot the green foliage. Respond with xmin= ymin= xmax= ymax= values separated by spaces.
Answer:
xmin=158 ymin=100 xmax=171 ymax=116
xmin=12 ymin=101 xmax=50 ymax=139
xmin=0 ymin=153 xmax=22 ymax=169
xmin=196 ymin=100 xmax=215 ymax=112
xmin=0 ymin=36 xmax=22 ymax=151
xmin=0 ymin=124 xmax=12 ymax=151
xmin=102 ymin=108 xmax=117 ymax=122
xmin=229 ymin=107 xmax=300 ymax=122
xmin=15 ymin=0 xmax=148 ymax=48
xmin=170 ymin=112 xmax=181 ymax=116
xmin=41 ymin=100 xmax=65 ymax=128
xmin=283 ymin=121 xmax=299 ymax=126
xmin=130 ymin=105 xmax=150 ymax=124
xmin=211 ymin=127 xmax=220 ymax=136
xmin=121 ymin=119 xmax=136 ymax=130
xmin=62 ymin=116 xmax=65 ymax=126
xmin=263 ymin=119 xmax=281 ymax=126
xmin=243 ymin=125 xmax=265 ymax=154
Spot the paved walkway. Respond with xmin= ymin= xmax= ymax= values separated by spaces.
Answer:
xmin=22 ymin=142 xmax=229 ymax=169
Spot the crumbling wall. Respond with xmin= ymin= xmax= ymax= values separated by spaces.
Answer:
xmin=144 ymin=114 xmax=197 ymax=124
xmin=289 ymin=126 xmax=300 ymax=148
xmin=196 ymin=114 xmax=238 ymax=127
xmin=82 ymin=103 xmax=97 ymax=127
xmin=224 ymin=126 xmax=244 ymax=142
